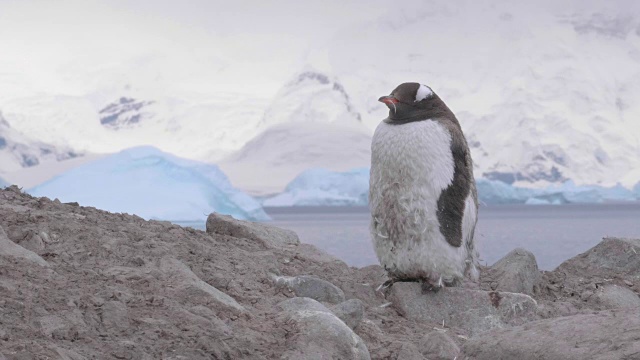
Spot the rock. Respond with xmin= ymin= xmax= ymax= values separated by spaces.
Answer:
xmin=159 ymin=257 xmax=245 ymax=314
xmin=0 ymin=226 xmax=48 ymax=267
xmin=273 ymin=275 xmax=346 ymax=304
xmin=18 ymin=232 xmax=46 ymax=252
xmin=592 ymin=284 xmax=640 ymax=310
xmin=278 ymin=310 xmax=370 ymax=360
xmin=418 ymin=331 xmax=460 ymax=360
xmin=354 ymin=319 xmax=385 ymax=348
xmin=53 ymin=346 xmax=87 ymax=360
xmin=481 ymin=248 xmax=541 ymax=295
xmin=540 ymin=237 xmax=640 ymax=312
xmin=555 ymin=237 xmax=640 ymax=283
xmin=100 ymin=301 xmax=131 ymax=332
xmin=388 ymin=282 xmax=538 ymax=336
xmin=330 ymin=299 xmax=365 ymax=329
xmin=460 ymin=309 xmax=640 ymax=360
xmin=277 ymin=297 xmax=331 ymax=313
xmin=394 ymin=342 xmax=424 ymax=360
xmin=206 ymin=213 xmax=300 ymax=248
xmin=39 ymin=315 xmax=70 ymax=338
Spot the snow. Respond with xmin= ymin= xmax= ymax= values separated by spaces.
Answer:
xmin=263 ymin=168 xmax=369 ymax=207
xmin=266 ymin=167 xmax=640 ymax=207
xmin=220 ymin=122 xmax=371 ymax=196
xmin=414 ymin=84 xmax=433 ymax=102
xmin=2 ymin=153 xmax=107 ymax=189
xmin=1 ymin=1 xmax=640 ymax=194
xmin=28 ymin=146 xmax=269 ymax=221
xmin=0 ymin=111 xmax=80 ymax=174
xmin=218 ymin=70 xmax=372 ymax=195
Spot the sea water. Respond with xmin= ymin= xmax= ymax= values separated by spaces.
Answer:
xmin=180 ymin=203 xmax=640 ymax=271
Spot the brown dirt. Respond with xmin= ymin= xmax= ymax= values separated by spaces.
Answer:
xmin=0 ymin=186 xmax=459 ymax=359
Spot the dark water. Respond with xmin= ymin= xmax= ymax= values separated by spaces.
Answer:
xmin=181 ymin=203 xmax=640 ymax=271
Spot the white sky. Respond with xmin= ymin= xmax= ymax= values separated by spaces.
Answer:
xmin=0 ymin=0 xmax=385 ymax=98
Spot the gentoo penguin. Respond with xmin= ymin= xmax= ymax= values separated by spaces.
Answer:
xmin=369 ymin=82 xmax=479 ymax=290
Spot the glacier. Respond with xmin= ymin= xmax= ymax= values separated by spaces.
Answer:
xmin=28 ymin=146 xmax=269 ymax=222
xmin=263 ymin=167 xmax=640 ymax=207
xmin=263 ymin=168 xmax=369 ymax=207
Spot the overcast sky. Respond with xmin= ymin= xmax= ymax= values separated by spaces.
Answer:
xmin=0 ymin=0 xmax=637 ymax=100
xmin=0 ymin=0 xmax=387 ymax=97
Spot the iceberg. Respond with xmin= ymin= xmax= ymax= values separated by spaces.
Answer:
xmin=0 ymin=176 xmax=8 ymax=188
xmin=262 ymin=168 xmax=369 ymax=207
xmin=476 ymin=178 xmax=534 ymax=204
xmin=29 ymin=146 xmax=269 ymax=221
xmin=265 ymin=167 xmax=640 ymax=207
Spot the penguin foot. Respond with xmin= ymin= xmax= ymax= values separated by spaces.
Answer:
xmin=420 ymin=274 xmax=444 ymax=293
xmin=376 ymin=279 xmax=396 ymax=292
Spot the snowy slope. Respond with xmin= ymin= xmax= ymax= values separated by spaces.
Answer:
xmin=306 ymin=0 xmax=640 ymax=189
xmin=0 ymin=111 xmax=81 ymax=174
xmin=260 ymin=70 xmax=362 ymax=128
xmin=219 ymin=122 xmax=372 ymax=195
xmin=2 ymin=93 xmax=268 ymax=162
xmin=2 ymin=1 xmax=640 ymax=194
xmin=29 ymin=146 xmax=269 ymax=221
xmin=219 ymin=70 xmax=372 ymax=195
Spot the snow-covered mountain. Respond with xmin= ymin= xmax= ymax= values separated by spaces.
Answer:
xmin=29 ymin=146 xmax=269 ymax=221
xmin=219 ymin=70 xmax=372 ymax=195
xmin=0 ymin=111 xmax=80 ymax=174
xmin=260 ymin=70 xmax=362 ymax=128
xmin=306 ymin=0 xmax=640 ymax=190
xmin=1 ymin=92 xmax=268 ymax=163
xmin=1 ymin=0 xmax=640 ymax=195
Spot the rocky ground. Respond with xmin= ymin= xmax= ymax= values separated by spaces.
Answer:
xmin=0 ymin=185 xmax=639 ymax=359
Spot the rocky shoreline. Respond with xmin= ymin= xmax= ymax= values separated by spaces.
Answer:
xmin=0 ymin=185 xmax=639 ymax=359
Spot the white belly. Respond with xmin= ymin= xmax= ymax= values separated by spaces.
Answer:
xmin=369 ymin=120 xmax=476 ymax=282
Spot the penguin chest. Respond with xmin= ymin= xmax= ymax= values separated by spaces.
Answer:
xmin=369 ymin=120 xmax=455 ymax=239
xmin=369 ymin=120 xmax=467 ymax=280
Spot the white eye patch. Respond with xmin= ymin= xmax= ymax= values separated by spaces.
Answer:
xmin=414 ymin=84 xmax=433 ymax=102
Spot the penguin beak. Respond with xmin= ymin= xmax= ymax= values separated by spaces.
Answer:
xmin=378 ymin=96 xmax=398 ymax=106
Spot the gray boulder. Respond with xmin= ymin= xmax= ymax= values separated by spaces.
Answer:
xmin=388 ymin=282 xmax=538 ymax=336
xmin=481 ymin=248 xmax=541 ymax=295
xmin=278 ymin=309 xmax=370 ymax=360
xmin=553 ymin=237 xmax=640 ymax=285
xmin=273 ymin=275 xmax=346 ymax=304
xmin=206 ymin=213 xmax=299 ymax=248
xmin=418 ymin=331 xmax=460 ymax=360
xmin=461 ymin=309 xmax=640 ymax=360
xmin=277 ymin=297 xmax=331 ymax=313
xmin=393 ymin=342 xmax=424 ymax=360
xmin=540 ymin=237 xmax=640 ymax=311
xmin=330 ymin=299 xmax=365 ymax=330
xmin=0 ymin=226 xmax=49 ymax=267
xmin=591 ymin=284 xmax=640 ymax=310
xmin=158 ymin=257 xmax=245 ymax=314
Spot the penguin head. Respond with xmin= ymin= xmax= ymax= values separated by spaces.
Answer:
xmin=379 ymin=82 xmax=454 ymax=124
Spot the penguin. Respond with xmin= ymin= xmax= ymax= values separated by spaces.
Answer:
xmin=369 ymin=82 xmax=479 ymax=290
